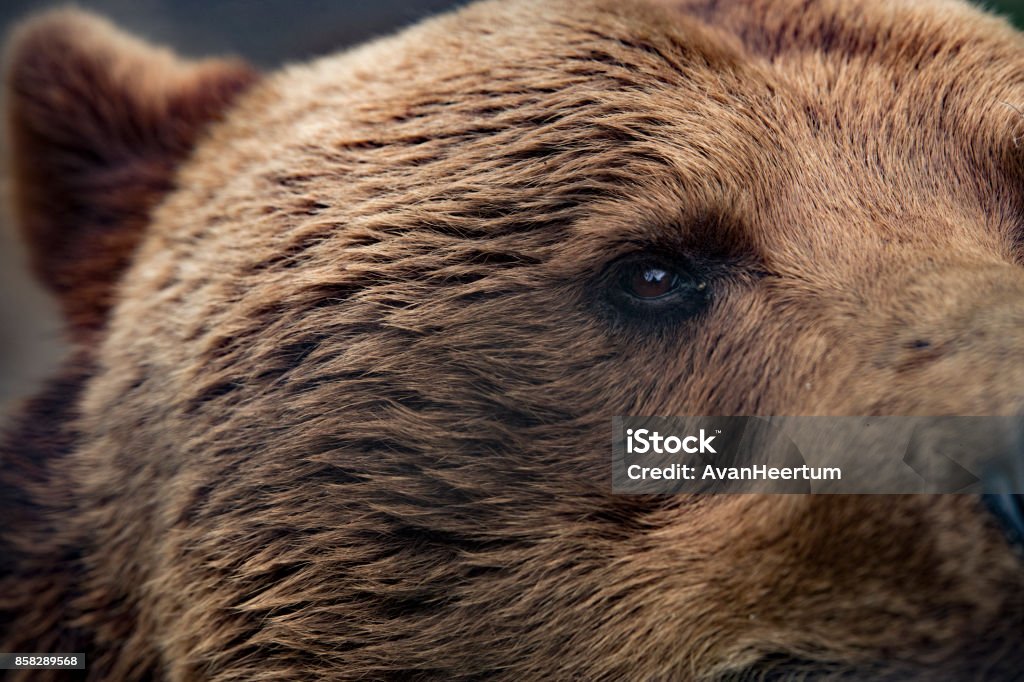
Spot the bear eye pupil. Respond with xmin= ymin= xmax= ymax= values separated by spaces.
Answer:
xmin=626 ymin=264 xmax=677 ymax=299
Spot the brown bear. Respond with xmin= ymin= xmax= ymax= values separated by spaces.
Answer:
xmin=2 ymin=0 xmax=1023 ymax=679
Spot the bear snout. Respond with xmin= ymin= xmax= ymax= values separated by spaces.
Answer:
xmin=846 ymin=262 xmax=1024 ymax=416
xmin=984 ymin=419 xmax=1024 ymax=552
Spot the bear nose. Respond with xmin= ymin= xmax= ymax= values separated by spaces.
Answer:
xmin=984 ymin=490 xmax=1024 ymax=552
xmin=983 ymin=420 xmax=1024 ymax=552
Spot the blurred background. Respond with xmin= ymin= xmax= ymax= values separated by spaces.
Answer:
xmin=1 ymin=0 xmax=1024 ymax=423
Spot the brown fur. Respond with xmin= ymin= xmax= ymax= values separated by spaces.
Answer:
xmin=2 ymin=0 xmax=1024 ymax=679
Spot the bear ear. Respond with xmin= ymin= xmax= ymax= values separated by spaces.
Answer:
xmin=4 ymin=9 xmax=258 ymax=339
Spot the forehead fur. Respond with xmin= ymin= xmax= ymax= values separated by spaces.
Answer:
xmin=142 ymin=0 xmax=1024 ymax=283
xmin=104 ymin=0 xmax=1024 ymax=421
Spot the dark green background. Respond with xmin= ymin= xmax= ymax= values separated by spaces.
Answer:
xmin=990 ymin=0 xmax=1024 ymax=25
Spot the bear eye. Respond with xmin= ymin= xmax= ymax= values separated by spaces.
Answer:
xmin=624 ymin=264 xmax=679 ymax=299
xmin=606 ymin=255 xmax=711 ymax=319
